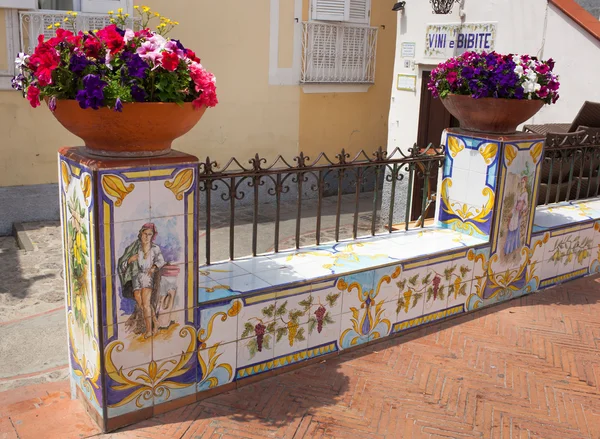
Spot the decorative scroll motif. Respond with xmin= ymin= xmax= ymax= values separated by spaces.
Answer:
xmin=504 ymin=144 xmax=517 ymax=167
xmin=529 ymin=142 xmax=543 ymax=163
xmin=105 ymin=326 xmax=196 ymax=409
xmin=480 ymin=142 xmax=498 ymax=165
xmin=164 ymin=169 xmax=194 ymax=200
xmin=440 ymin=179 xmax=495 ymax=236
xmin=198 ymin=300 xmax=242 ymax=350
xmin=68 ymin=312 xmax=101 ymax=406
xmin=102 ymin=174 xmax=134 ymax=207
xmin=448 ymin=136 xmax=464 ymax=158
xmin=60 ymin=161 xmax=71 ymax=191
xmin=80 ymin=173 xmax=92 ymax=206
xmin=337 ymin=269 xmax=397 ymax=348
xmin=197 ymin=343 xmax=234 ymax=391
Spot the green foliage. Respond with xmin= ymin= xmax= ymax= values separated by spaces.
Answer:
xmin=325 ymin=293 xmax=340 ymax=307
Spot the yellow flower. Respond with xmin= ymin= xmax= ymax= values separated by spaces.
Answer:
xmin=142 ymin=6 xmax=150 ymax=12
xmin=47 ymin=24 xmax=54 ymax=29
xmin=54 ymin=22 xmax=61 ymax=27
xmin=134 ymin=5 xmax=139 ymax=9
xmin=72 ymin=12 xmax=78 ymax=16
xmin=66 ymin=10 xmax=72 ymax=15
xmin=117 ymin=7 xmax=123 ymax=13
xmin=63 ymin=17 xmax=69 ymax=22
xmin=107 ymin=10 xmax=114 ymax=14
xmin=154 ymin=12 xmax=160 ymax=16
xmin=173 ymin=21 xmax=179 ymax=25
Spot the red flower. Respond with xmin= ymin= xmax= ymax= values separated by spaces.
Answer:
xmin=83 ymin=36 xmax=102 ymax=59
xmin=26 ymin=85 xmax=41 ymax=108
xmin=190 ymin=62 xmax=218 ymax=108
xmin=96 ymin=24 xmax=125 ymax=54
xmin=160 ymin=51 xmax=180 ymax=72
xmin=29 ymin=35 xmax=60 ymax=86
xmin=185 ymin=49 xmax=200 ymax=63
xmin=446 ymin=71 xmax=457 ymax=85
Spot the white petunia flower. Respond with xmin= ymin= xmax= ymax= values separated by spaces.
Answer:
xmin=14 ymin=52 xmax=29 ymax=68
xmin=514 ymin=65 xmax=524 ymax=76
xmin=512 ymin=55 xmax=521 ymax=65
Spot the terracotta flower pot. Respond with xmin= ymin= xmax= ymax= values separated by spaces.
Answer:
xmin=50 ymin=100 xmax=207 ymax=157
xmin=440 ymin=94 xmax=544 ymax=135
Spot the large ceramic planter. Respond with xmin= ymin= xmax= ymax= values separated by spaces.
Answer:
xmin=50 ymin=100 xmax=206 ymax=157
xmin=440 ymin=94 xmax=544 ymax=135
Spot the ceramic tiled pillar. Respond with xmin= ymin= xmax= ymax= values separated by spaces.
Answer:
xmin=58 ymin=147 xmax=199 ymax=431
xmin=436 ymin=128 xmax=546 ymax=309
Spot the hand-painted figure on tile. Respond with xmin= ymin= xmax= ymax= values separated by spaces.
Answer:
xmin=118 ymin=223 xmax=167 ymax=338
xmin=504 ymin=176 xmax=529 ymax=256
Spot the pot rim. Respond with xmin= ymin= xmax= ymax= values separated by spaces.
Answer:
xmin=442 ymin=93 xmax=546 ymax=105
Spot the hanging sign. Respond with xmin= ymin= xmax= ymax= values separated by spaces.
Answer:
xmin=401 ymin=42 xmax=416 ymax=58
xmin=397 ymin=74 xmax=417 ymax=92
xmin=424 ymin=22 xmax=497 ymax=59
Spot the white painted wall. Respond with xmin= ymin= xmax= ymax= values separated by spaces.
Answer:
xmin=387 ymin=0 xmax=600 ymax=152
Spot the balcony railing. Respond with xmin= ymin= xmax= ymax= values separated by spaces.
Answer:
xmin=197 ymin=145 xmax=444 ymax=265
xmin=537 ymin=129 xmax=600 ymax=205
xmin=18 ymin=11 xmax=140 ymax=54
xmin=301 ymin=21 xmax=377 ymax=84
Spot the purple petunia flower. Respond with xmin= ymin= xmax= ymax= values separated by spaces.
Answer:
xmin=76 ymin=74 xmax=107 ymax=110
xmin=171 ymin=39 xmax=186 ymax=51
xmin=114 ymin=97 xmax=123 ymax=112
xmin=130 ymin=84 xmax=146 ymax=102
xmin=48 ymin=96 xmax=57 ymax=112
xmin=70 ymin=53 xmax=92 ymax=74
xmin=11 ymin=74 xmax=24 ymax=90
xmin=122 ymin=52 xmax=149 ymax=79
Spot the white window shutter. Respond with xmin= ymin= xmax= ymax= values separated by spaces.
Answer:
xmin=347 ymin=0 xmax=370 ymax=24
xmin=81 ymin=0 xmax=128 ymax=14
xmin=311 ymin=0 xmax=348 ymax=21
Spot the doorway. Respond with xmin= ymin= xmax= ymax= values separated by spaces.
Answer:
xmin=410 ymin=70 xmax=458 ymax=221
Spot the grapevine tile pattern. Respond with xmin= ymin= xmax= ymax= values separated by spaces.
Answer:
xmin=4 ymin=275 xmax=600 ymax=438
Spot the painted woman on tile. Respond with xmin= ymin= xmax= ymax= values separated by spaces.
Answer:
xmin=504 ymin=176 xmax=529 ymax=256
xmin=118 ymin=223 xmax=165 ymax=338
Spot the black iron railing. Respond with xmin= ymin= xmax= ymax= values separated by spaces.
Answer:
xmin=197 ymin=145 xmax=445 ymax=265
xmin=538 ymin=129 xmax=600 ymax=206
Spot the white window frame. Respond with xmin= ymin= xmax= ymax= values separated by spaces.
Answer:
xmin=0 ymin=1 xmax=132 ymax=89
xmin=302 ymin=0 xmax=377 ymax=87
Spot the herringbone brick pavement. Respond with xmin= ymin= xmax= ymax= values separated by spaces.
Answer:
xmin=4 ymin=276 xmax=600 ymax=439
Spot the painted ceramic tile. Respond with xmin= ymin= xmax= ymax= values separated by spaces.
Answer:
xmin=198 ymin=273 xmax=270 ymax=304
xmin=105 ymin=347 xmax=197 ymax=418
xmin=273 ymin=288 xmax=316 ymax=325
xmin=589 ymin=223 xmax=600 ymax=274
xmin=152 ymin=310 xmax=197 ymax=362
xmin=237 ymin=321 xmax=275 ymax=370
xmin=232 ymin=256 xmax=292 ymax=273
xmin=99 ymin=171 xmax=151 ymax=224
xmin=529 ymin=233 xmax=549 ymax=264
xmin=197 ymin=299 xmax=242 ymax=350
xmin=153 ymin=353 xmax=198 ymax=406
xmin=337 ymin=269 xmax=392 ymax=349
xmin=274 ymin=322 xmax=309 ymax=359
xmin=59 ymin=156 xmax=102 ymax=414
xmin=149 ymin=166 xmax=196 ymax=219
xmin=254 ymin=267 xmax=307 ymax=287
xmin=571 ymin=199 xmax=600 ymax=218
xmin=307 ymin=305 xmax=341 ymax=351
xmin=491 ymin=140 xmax=544 ymax=276
xmin=446 ymin=280 xmax=471 ymax=311
xmin=201 ymin=261 xmax=250 ymax=280
xmin=533 ymin=203 xmax=593 ymax=232
xmin=338 ymin=270 xmax=376 ymax=313
xmin=110 ymin=219 xmax=189 ymax=330
xmin=310 ymin=280 xmax=344 ymax=318
xmin=372 ymin=265 xmax=403 ymax=304
xmin=197 ymin=340 xmax=237 ymax=392
xmin=104 ymin=321 xmax=152 ymax=370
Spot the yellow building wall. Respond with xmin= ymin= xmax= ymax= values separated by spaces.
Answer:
xmin=0 ymin=0 xmax=395 ymax=187
xmin=0 ymin=0 xmax=300 ymax=187
xmin=298 ymin=0 xmax=396 ymax=160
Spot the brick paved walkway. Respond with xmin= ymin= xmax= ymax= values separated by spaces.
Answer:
xmin=2 ymin=275 xmax=600 ymax=439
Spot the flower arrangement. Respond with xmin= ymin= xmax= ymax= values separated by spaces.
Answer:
xmin=12 ymin=6 xmax=218 ymax=112
xmin=427 ymin=51 xmax=560 ymax=104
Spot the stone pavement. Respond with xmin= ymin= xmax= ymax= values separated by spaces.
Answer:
xmin=2 ymin=274 xmax=600 ymax=438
